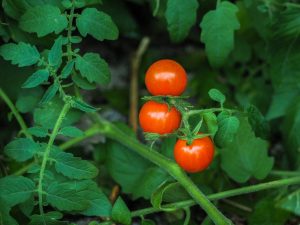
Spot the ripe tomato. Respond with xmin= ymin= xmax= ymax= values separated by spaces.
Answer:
xmin=145 ymin=59 xmax=187 ymax=96
xmin=174 ymin=136 xmax=214 ymax=173
xmin=139 ymin=101 xmax=181 ymax=134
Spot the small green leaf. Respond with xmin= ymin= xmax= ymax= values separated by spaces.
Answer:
xmin=151 ymin=181 xmax=178 ymax=211
xmin=62 ymin=0 xmax=72 ymax=9
xmin=111 ymin=197 xmax=131 ymax=225
xmin=28 ymin=127 xmax=48 ymax=137
xmin=278 ymin=190 xmax=300 ymax=216
xmin=46 ymin=182 xmax=89 ymax=211
xmin=0 ymin=42 xmax=40 ymax=67
xmin=200 ymin=1 xmax=240 ymax=67
xmin=208 ymin=88 xmax=226 ymax=105
xmin=40 ymin=82 xmax=59 ymax=105
xmin=0 ymin=176 xmax=35 ymax=207
xmin=61 ymin=60 xmax=75 ymax=79
xmin=214 ymin=112 xmax=239 ymax=147
xmin=4 ymin=138 xmax=39 ymax=162
xmin=59 ymin=126 xmax=84 ymax=137
xmin=71 ymin=98 xmax=97 ymax=112
xmin=48 ymin=36 xmax=63 ymax=68
xmin=70 ymin=36 xmax=83 ymax=44
xmin=75 ymin=53 xmax=111 ymax=85
xmin=76 ymin=8 xmax=119 ymax=41
xmin=20 ymin=5 xmax=68 ymax=37
xmin=203 ymin=112 xmax=218 ymax=137
xmin=165 ymin=0 xmax=199 ymax=42
xmin=72 ymin=72 xmax=97 ymax=90
xmin=220 ymin=118 xmax=274 ymax=183
xmin=22 ymin=69 xmax=50 ymax=88
xmin=29 ymin=211 xmax=67 ymax=225
xmin=52 ymin=151 xmax=98 ymax=179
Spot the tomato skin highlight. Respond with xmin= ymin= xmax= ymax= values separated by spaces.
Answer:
xmin=174 ymin=137 xmax=214 ymax=173
xmin=145 ymin=59 xmax=187 ymax=96
xmin=139 ymin=101 xmax=181 ymax=134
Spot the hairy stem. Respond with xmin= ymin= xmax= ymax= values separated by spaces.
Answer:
xmin=93 ymin=115 xmax=232 ymax=225
xmin=0 ymin=88 xmax=32 ymax=139
xmin=67 ymin=1 xmax=76 ymax=62
xmin=131 ymin=176 xmax=300 ymax=217
xmin=37 ymin=102 xmax=71 ymax=215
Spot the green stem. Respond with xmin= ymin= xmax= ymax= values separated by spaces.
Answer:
xmin=131 ymin=176 xmax=300 ymax=217
xmin=0 ymin=88 xmax=32 ymax=139
xmin=67 ymin=0 xmax=76 ymax=62
xmin=37 ymin=101 xmax=71 ymax=215
xmin=270 ymin=170 xmax=300 ymax=177
xmin=93 ymin=115 xmax=232 ymax=225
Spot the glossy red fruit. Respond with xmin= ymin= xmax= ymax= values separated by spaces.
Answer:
xmin=139 ymin=101 xmax=181 ymax=134
xmin=145 ymin=59 xmax=187 ymax=96
xmin=174 ymin=136 xmax=214 ymax=173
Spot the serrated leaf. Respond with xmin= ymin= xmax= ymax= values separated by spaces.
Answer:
xmin=214 ymin=112 xmax=239 ymax=147
xmin=59 ymin=126 xmax=84 ymax=137
xmin=29 ymin=211 xmax=67 ymax=225
xmin=200 ymin=1 xmax=240 ymax=67
xmin=208 ymin=88 xmax=226 ymax=105
xmin=46 ymin=182 xmax=89 ymax=211
xmin=75 ymin=53 xmax=111 ymax=85
xmin=20 ymin=5 xmax=68 ymax=37
xmin=61 ymin=60 xmax=75 ymax=79
xmin=22 ymin=69 xmax=50 ymax=88
xmin=28 ymin=126 xmax=49 ymax=137
xmin=4 ymin=138 xmax=40 ymax=162
xmin=40 ymin=83 xmax=59 ymax=105
xmin=76 ymin=8 xmax=119 ymax=41
xmin=220 ymin=118 xmax=274 ymax=183
xmin=0 ymin=176 xmax=35 ymax=207
xmin=0 ymin=42 xmax=40 ymax=67
xmin=51 ymin=151 xmax=98 ymax=179
xmin=165 ymin=0 xmax=199 ymax=42
xmin=16 ymin=87 xmax=44 ymax=113
xmin=278 ymin=190 xmax=300 ymax=216
xmin=111 ymin=197 xmax=131 ymax=225
xmin=72 ymin=72 xmax=97 ymax=90
xmin=71 ymin=98 xmax=97 ymax=113
xmin=48 ymin=36 xmax=63 ymax=68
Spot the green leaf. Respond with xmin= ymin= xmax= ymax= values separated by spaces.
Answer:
xmin=61 ymin=60 xmax=75 ymax=79
xmin=75 ymin=53 xmax=111 ymax=85
xmin=29 ymin=211 xmax=67 ymax=225
xmin=220 ymin=118 xmax=274 ymax=183
xmin=0 ymin=176 xmax=35 ymax=207
xmin=248 ymin=198 xmax=290 ymax=225
xmin=46 ymin=182 xmax=89 ymax=211
xmin=48 ymin=36 xmax=63 ymax=68
xmin=165 ymin=0 xmax=199 ymax=42
xmin=0 ymin=42 xmax=40 ymax=67
xmin=278 ymin=190 xmax=300 ymax=216
xmin=200 ymin=1 xmax=240 ymax=67
xmin=22 ymin=69 xmax=50 ymax=88
xmin=72 ymin=72 xmax=97 ymax=90
xmin=214 ymin=112 xmax=239 ymax=147
xmin=203 ymin=112 xmax=218 ymax=137
xmin=59 ymin=126 xmax=84 ymax=137
xmin=151 ymin=181 xmax=178 ymax=211
xmin=16 ymin=87 xmax=44 ymax=113
xmin=52 ymin=151 xmax=98 ymax=179
xmin=20 ymin=5 xmax=68 ymax=37
xmin=40 ymin=82 xmax=59 ymax=105
xmin=0 ymin=198 xmax=18 ymax=225
xmin=208 ymin=88 xmax=226 ymax=105
xmin=71 ymin=98 xmax=97 ymax=113
xmin=4 ymin=138 xmax=39 ymax=162
xmin=28 ymin=126 xmax=49 ymax=137
xmin=111 ymin=197 xmax=131 ymax=225
xmin=76 ymin=8 xmax=119 ymax=41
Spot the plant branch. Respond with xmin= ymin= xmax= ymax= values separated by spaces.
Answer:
xmin=92 ymin=114 xmax=232 ymax=225
xmin=131 ymin=176 xmax=300 ymax=217
xmin=37 ymin=101 xmax=71 ymax=215
xmin=0 ymin=88 xmax=32 ymax=139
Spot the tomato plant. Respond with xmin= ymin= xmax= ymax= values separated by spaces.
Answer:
xmin=139 ymin=100 xmax=181 ymax=134
xmin=145 ymin=59 xmax=187 ymax=96
xmin=174 ymin=136 xmax=215 ymax=173
xmin=0 ymin=0 xmax=300 ymax=225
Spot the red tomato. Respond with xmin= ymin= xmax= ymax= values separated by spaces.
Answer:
xmin=139 ymin=101 xmax=181 ymax=134
xmin=174 ymin=136 xmax=214 ymax=173
xmin=145 ymin=59 xmax=187 ymax=96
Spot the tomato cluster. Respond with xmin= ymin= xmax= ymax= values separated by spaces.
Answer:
xmin=139 ymin=59 xmax=214 ymax=173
